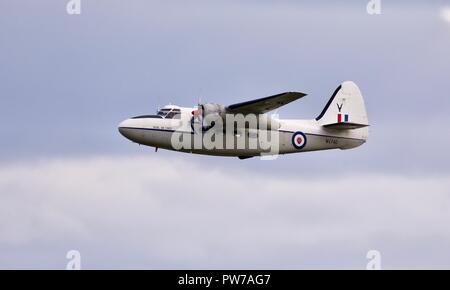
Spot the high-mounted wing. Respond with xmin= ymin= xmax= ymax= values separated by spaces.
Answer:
xmin=226 ymin=92 xmax=307 ymax=115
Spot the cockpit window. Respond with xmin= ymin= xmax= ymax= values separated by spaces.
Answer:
xmin=131 ymin=115 xmax=163 ymax=119
xmin=157 ymin=109 xmax=170 ymax=117
xmin=157 ymin=108 xmax=181 ymax=119
xmin=132 ymin=107 xmax=180 ymax=120
xmin=165 ymin=111 xmax=181 ymax=119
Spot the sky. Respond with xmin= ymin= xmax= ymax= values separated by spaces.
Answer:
xmin=0 ymin=0 xmax=450 ymax=269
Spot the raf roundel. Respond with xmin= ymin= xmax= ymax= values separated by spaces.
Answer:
xmin=292 ymin=131 xmax=307 ymax=149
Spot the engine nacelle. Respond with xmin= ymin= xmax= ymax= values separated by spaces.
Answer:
xmin=196 ymin=103 xmax=280 ymax=131
xmin=200 ymin=103 xmax=226 ymax=119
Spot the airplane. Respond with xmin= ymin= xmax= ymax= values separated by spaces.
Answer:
xmin=118 ymin=81 xmax=369 ymax=159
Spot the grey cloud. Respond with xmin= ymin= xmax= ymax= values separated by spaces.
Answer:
xmin=1 ymin=1 xmax=449 ymax=269
xmin=0 ymin=155 xmax=449 ymax=269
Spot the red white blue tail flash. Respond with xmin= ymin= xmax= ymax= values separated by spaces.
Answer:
xmin=337 ymin=114 xmax=349 ymax=123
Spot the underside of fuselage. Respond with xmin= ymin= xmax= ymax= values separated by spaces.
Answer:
xmin=118 ymin=125 xmax=366 ymax=158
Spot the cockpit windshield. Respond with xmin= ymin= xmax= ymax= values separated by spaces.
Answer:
xmin=157 ymin=107 xmax=181 ymax=119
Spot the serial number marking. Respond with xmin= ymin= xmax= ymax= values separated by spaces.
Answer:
xmin=325 ymin=138 xmax=338 ymax=145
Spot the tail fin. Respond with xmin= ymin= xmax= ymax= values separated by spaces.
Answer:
xmin=316 ymin=81 xmax=369 ymax=129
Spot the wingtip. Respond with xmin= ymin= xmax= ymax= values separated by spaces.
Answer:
xmin=286 ymin=91 xmax=307 ymax=96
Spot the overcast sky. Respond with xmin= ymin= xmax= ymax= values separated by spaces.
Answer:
xmin=0 ymin=0 xmax=449 ymax=269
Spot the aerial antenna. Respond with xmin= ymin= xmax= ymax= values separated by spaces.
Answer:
xmin=198 ymin=86 xmax=206 ymax=106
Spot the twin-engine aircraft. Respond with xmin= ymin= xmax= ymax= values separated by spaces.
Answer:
xmin=118 ymin=81 xmax=369 ymax=159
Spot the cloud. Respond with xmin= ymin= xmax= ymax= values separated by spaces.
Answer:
xmin=441 ymin=7 xmax=450 ymax=23
xmin=0 ymin=155 xmax=449 ymax=269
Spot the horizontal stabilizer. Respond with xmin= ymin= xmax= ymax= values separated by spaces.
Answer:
xmin=323 ymin=122 xmax=369 ymax=130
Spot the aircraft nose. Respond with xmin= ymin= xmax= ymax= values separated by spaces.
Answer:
xmin=118 ymin=126 xmax=127 ymax=137
xmin=118 ymin=119 xmax=133 ymax=138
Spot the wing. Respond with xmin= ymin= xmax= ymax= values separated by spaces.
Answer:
xmin=226 ymin=92 xmax=307 ymax=115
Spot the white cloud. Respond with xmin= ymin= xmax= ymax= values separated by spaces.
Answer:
xmin=440 ymin=7 xmax=450 ymax=23
xmin=0 ymin=155 xmax=449 ymax=269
